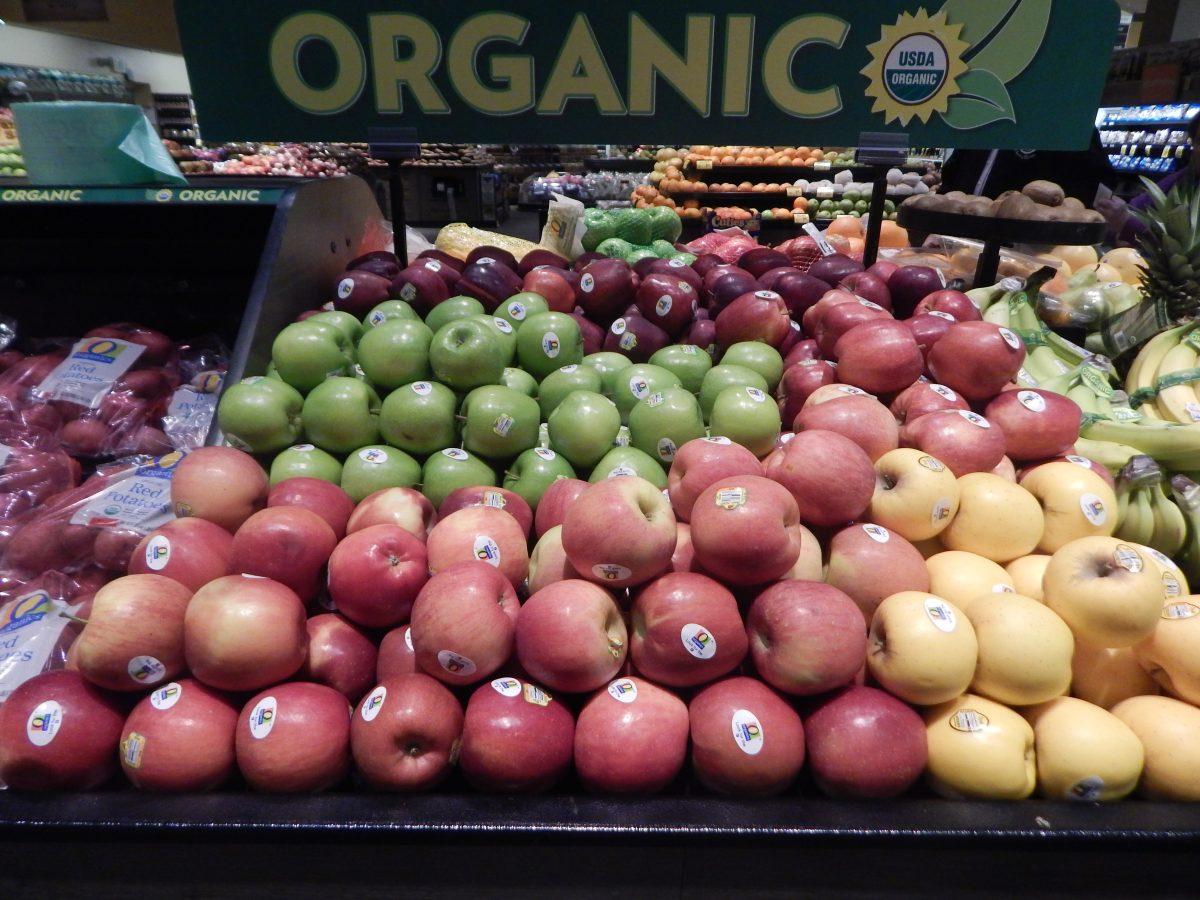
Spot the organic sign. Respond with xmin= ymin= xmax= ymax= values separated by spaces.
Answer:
xmin=175 ymin=1 xmax=1119 ymax=149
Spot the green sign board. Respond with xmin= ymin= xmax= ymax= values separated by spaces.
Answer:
xmin=176 ymin=0 xmax=1119 ymax=150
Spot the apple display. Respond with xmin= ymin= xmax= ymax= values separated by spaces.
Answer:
xmin=825 ymin=524 xmax=931 ymax=619
xmin=984 ymin=389 xmax=1082 ymax=462
xmin=229 ymin=506 xmax=337 ymax=602
xmin=804 ymin=685 xmax=927 ymax=798
xmin=379 ymin=380 xmax=459 ymax=456
xmin=689 ymin=475 xmax=802 ymax=584
xmin=127 ymin=518 xmax=232 ymax=591
xmin=184 ymin=575 xmax=308 ymax=692
xmin=1024 ymin=696 xmax=1143 ymax=801
xmin=925 ymin=550 xmax=1015 ymax=612
xmin=899 ymin=409 xmax=1006 ymax=478
xmin=868 ymin=448 xmax=960 ymax=541
xmin=516 ymin=580 xmax=627 ymax=693
xmin=923 ymin=694 xmax=1036 ymax=799
xmin=1005 ymin=554 xmax=1051 ymax=600
xmin=764 ymin=430 xmax=875 ymax=527
xmin=927 ymin=322 xmax=1027 ymax=402
xmin=1018 ymin=462 xmax=1117 ymax=553
xmin=574 ymin=676 xmax=690 ymax=794
xmin=235 ymin=682 xmax=351 ymax=793
xmin=1111 ymin=695 xmax=1200 ymax=800
xmin=327 ymin=524 xmax=428 ymax=629
xmin=833 ymin=320 xmax=924 ymax=395
xmin=347 ymin=487 xmax=437 ymax=541
xmin=967 ymin=592 xmax=1074 ymax=705
xmin=869 ymin=591 xmax=977 ymax=705
xmin=562 ymin=476 xmax=676 ymax=588
xmin=793 ymin=394 xmax=899 ymax=461
xmin=302 ymin=614 xmax=378 ymax=703
xmin=268 ymin=477 xmax=356 ymax=540
xmin=172 ymin=447 xmax=268 ymax=532
xmin=460 ymin=677 xmax=574 ymax=792
xmin=1072 ymin=641 xmax=1160 ymax=709
xmin=940 ymin=473 xmax=1044 ymax=563
xmin=688 ymin=676 xmax=805 ymax=797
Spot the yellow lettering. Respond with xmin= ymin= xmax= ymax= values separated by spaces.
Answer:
xmin=762 ymin=14 xmax=847 ymax=118
xmin=627 ymin=14 xmax=714 ymax=116
xmin=448 ymin=13 xmax=533 ymax=115
xmin=722 ymin=15 xmax=755 ymax=116
xmin=269 ymin=12 xmax=366 ymax=115
xmin=369 ymin=13 xmax=450 ymax=114
xmin=536 ymin=14 xmax=625 ymax=115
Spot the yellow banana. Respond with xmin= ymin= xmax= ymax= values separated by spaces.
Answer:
xmin=1127 ymin=324 xmax=1191 ymax=396
xmin=1150 ymin=481 xmax=1188 ymax=557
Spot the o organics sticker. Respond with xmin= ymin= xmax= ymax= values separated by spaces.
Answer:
xmin=731 ymin=709 xmax=764 ymax=755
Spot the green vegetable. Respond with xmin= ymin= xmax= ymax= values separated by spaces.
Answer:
xmin=597 ymin=237 xmax=634 ymax=259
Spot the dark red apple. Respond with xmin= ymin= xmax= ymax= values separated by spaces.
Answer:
xmin=456 ymin=260 xmax=524 ymax=312
xmin=636 ymin=273 xmax=699 ymax=338
xmin=914 ymin=289 xmax=981 ymax=322
xmin=706 ymin=270 xmax=761 ymax=315
xmin=517 ymin=249 xmax=569 ymax=276
xmin=737 ymin=247 xmax=792 ymax=278
xmin=927 ymin=322 xmax=1027 ymax=402
xmin=777 ymin=360 xmax=837 ymax=424
xmin=807 ymin=254 xmax=863 ymax=288
xmin=890 ymin=381 xmax=970 ymax=424
xmin=833 ymin=320 xmax=924 ymax=395
xmin=839 ymin=272 xmax=892 ymax=310
xmin=887 ymin=266 xmax=946 ymax=318
xmin=577 ymin=258 xmax=635 ymax=322
xmin=906 ymin=312 xmax=956 ymax=358
xmin=460 ymin=677 xmax=574 ymax=792
xmin=604 ymin=316 xmax=670 ymax=362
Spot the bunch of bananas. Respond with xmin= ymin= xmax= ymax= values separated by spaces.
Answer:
xmin=1115 ymin=456 xmax=1187 ymax=557
xmin=1125 ymin=323 xmax=1200 ymax=424
xmin=1170 ymin=474 xmax=1200 ymax=584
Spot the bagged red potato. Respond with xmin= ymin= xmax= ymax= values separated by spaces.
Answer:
xmin=685 ymin=228 xmax=760 ymax=265
xmin=0 ymin=573 xmax=90 ymax=703
xmin=0 ymin=422 xmax=78 ymax=523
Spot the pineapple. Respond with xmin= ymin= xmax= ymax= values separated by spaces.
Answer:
xmin=1133 ymin=175 xmax=1200 ymax=321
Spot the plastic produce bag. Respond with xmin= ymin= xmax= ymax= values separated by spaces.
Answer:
xmin=685 ymin=227 xmax=759 ymax=264
xmin=0 ymin=582 xmax=87 ymax=704
xmin=541 ymin=193 xmax=586 ymax=260
xmin=435 ymin=223 xmax=540 ymax=262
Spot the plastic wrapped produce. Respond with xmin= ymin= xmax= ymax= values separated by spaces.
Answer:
xmin=434 ymin=223 xmax=540 ymax=262
xmin=685 ymin=228 xmax=759 ymax=264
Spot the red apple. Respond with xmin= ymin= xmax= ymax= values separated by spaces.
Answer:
xmin=236 ymin=682 xmax=351 ymax=793
xmin=528 ymin=525 xmax=580 ymax=593
xmin=410 ymin=561 xmax=519 ymax=686
xmin=460 ymin=676 xmax=575 ymax=792
xmin=346 ymin=487 xmax=437 ymax=541
xmin=630 ymin=573 xmax=747 ymax=687
xmin=927 ymin=321 xmax=1026 ymax=402
xmin=900 ymin=409 xmax=1006 ymax=477
xmin=889 ymin=382 xmax=969 ymax=424
xmin=825 ymin=524 xmax=931 ymax=618
xmin=562 ymin=476 xmax=676 ymax=588
xmin=575 ymin=676 xmax=689 ymax=794
xmin=350 ymin=673 xmax=463 ymax=791
xmin=688 ymin=676 xmax=805 ymax=797
xmin=818 ymin=299 xmax=894 ymax=359
xmin=0 ymin=670 xmax=125 ymax=790
xmin=683 ymin=317 xmax=718 ymax=355
xmin=643 ymin=257 xmax=702 ymax=293
xmin=867 ymin=259 xmax=899 ymax=282
xmin=747 ymin=581 xmax=866 ymax=695
xmin=794 ymin=394 xmax=899 ymax=461
xmin=705 ymin=269 xmax=759 ymax=314
xmin=774 ymin=271 xmax=830 ymax=318
xmin=887 ymin=266 xmax=946 ymax=317
xmin=671 ymin=522 xmax=695 ymax=572
xmin=229 ymin=506 xmax=336 ymax=601
xmin=603 ymin=315 xmax=671 ymax=362
xmin=804 ymin=685 xmax=926 ymax=798
xmin=689 ymin=475 xmax=802 ymax=585
xmin=172 ymin=447 xmax=268 ymax=533
xmin=984 ymin=389 xmax=1082 ymax=462
xmin=516 ymin=579 xmax=626 ymax=693
xmin=302 ymin=613 xmax=378 ymax=703
xmin=667 ymin=437 xmax=764 ymax=523
xmin=426 ymin=506 xmax=530 ymax=589
xmin=522 ymin=267 xmax=576 ymax=313
xmin=377 ymin=624 xmax=417 ymax=681
xmin=577 ymin=258 xmax=635 ymax=322
xmin=127 ymin=518 xmax=232 ymax=590
xmin=715 ymin=291 xmax=791 ymax=348
xmin=534 ymin=477 xmax=588 ymax=538
xmin=327 ymin=524 xmax=428 ymax=629
xmin=914 ymin=289 xmax=981 ymax=322
xmin=777 ymin=360 xmax=838 ymax=424
xmin=184 ymin=575 xmax=308 ymax=692
xmin=118 ymin=678 xmax=239 ymax=792
xmin=906 ymin=311 xmax=957 ymax=359
xmin=268 ymin=477 xmax=355 ymax=540
xmin=839 ymin=271 xmax=893 ymax=310
xmin=636 ymin=272 xmax=699 ymax=338
xmin=573 ymin=311 xmax=606 ymax=355
xmin=764 ymin=430 xmax=875 ymax=528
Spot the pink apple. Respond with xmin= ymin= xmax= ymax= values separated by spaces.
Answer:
xmin=833 ymin=319 xmax=923 ymax=395
xmin=816 ymin=298 xmax=892 ymax=357
xmin=350 ymin=673 xmax=463 ymax=791
xmin=667 ymin=437 xmax=765 ymax=522
xmin=839 ymin=271 xmax=893 ymax=310
xmin=689 ymin=475 xmax=802 ymax=585
xmin=783 ymin=339 xmax=821 ymax=368
xmin=118 ymin=678 xmax=239 ymax=792
xmin=426 ymin=506 xmax=530 ymax=589
xmin=236 ymin=682 xmax=351 ymax=793
xmin=914 ymin=289 xmax=981 ymax=322
xmin=793 ymin=394 xmax=899 ymax=461
xmin=802 ymin=288 xmax=857 ymax=335
xmin=0 ymin=670 xmax=125 ymax=790
xmin=460 ymin=676 xmax=575 ymax=792
xmin=764 ymin=430 xmax=874 ymax=528
xmin=410 ymin=561 xmax=519 ymax=686
xmin=636 ymin=272 xmax=699 ymax=338
xmin=184 ymin=575 xmax=308 ymax=692
xmin=825 ymin=524 xmax=930 ymax=618
xmin=377 ymin=624 xmax=418 ymax=681
xmin=906 ymin=312 xmax=956 ymax=358
xmin=229 ymin=507 xmax=337 ymax=601
xmin=172 ymin=447 xmax=268 ymax=532
xmin=715 ymin=291 xmax=792 ymax=348
xmin=889 ymin=382 xmax=969 ymax=424
xmin=326 ymin=525 xmax=428 ymax=628
xmin=575 ymin=676 xmax=689 ymax=794
xmin=302 ymin=613 xmax=378 ymax=703
xmin=562 ymin=476 xmax=676 ymax=588
xmin=527 ymin=525 xmax=580 ymax=593
xmin=671 ymin=522 xmax=695 ymax=572
xmin=777 ymin=360 xmax=838 ymax=424
xmin=534 ymin=477 xmax=588 ymax=538
xmin=127 ymin=518 xmax=232 ymax=591
xmin=630 ymin=573 xmax=747 ymax=687
xmin=803 ymin=685 xmax=927 ymax=798
xmin=984 ymin=389 xmax=1082 ymax=462
xmin=746 ymin=581 xmax=867 ymax=695
xmin=268 ymin=477 xmax=356 ymax=539
xmin=900 ymin=409 xmax=1006 ymax=477
xmin=346 ymin=487 xmax=437 ymax=541
xmin=927 ymin=321 xmax=1027 ymax=402
xmin=516 ymin=579 xmax=626 ymax=693
xmin=688 ymin=676 xmax=805 ymax=797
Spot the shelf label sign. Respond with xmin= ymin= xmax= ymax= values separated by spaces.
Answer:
xmin=176 ymin=1 xmax=1118 ymax=149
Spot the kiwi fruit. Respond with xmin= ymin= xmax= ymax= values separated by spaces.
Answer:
xmin=1022 ymin=180 xmax=1066 ymax=207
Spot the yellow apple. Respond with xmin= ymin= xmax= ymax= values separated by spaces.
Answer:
xmin=1111 ymin=695 xmax=1200 ymax=801
xmin=924 ymin=694 xmax=1036 ymax=799
xmin=1133 ymin=595 xmax=1200 ymax=705
xmin=941 ymin=473 xmax=1044 ymax=563
xmin=1042 ymin=537 xmax=1164 ymax=648
xmin=868 ymin=591 xmax=977 ymax=705
xmin=1137 ymin=543 xmax=1191 ymax=602
xmin=1072 ymin=640 xmax=1160 ymax=709
xmin=1018 ymin=462 xmax=1117 ymax=553
xmin=967 ymin=593 xmax=1074 ymax=706
xmin=925 ymin=551 xmax=1015 ymax=613
xmin=1005 ymin=554 xmax=1050 ymax=601
xmin=868 ymin=449 xmax=960 ymax=541
xmin=1024 ymin=696 xmax=1144 ymax=801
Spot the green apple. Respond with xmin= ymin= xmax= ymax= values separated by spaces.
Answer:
xmin=430 ymin=318 xmax=507 ymax=391
xmin=538 ymin=364 xmax=603 ymax=419
xmin=496 ymin=292 xmax=550 ymax=327
xmin=271 ymin=320 xmax=355 ymax=393
xmin=649 ymin=345 xmax=713 ymax=395
xmin=584 ymin=352 xmax=634 ymax=397
xmin=699 ymin=364 xmax=769 ymax=420
xmin=548 ymin=390 xmax=621 ymax=469
xmin=461 ymin=385 xmax=541 ymax=460
xmin=471 ymin=315 xmax=517 ymax=366
xmin=308 ymin=310 xmax=362 ymax=345
xmin=365 ymin=299 xmax=419 ymax=328
xmin=588 ymin=447 xmax=668 ymax=489
xmin=721 ymin=342 xmax=784 ymax=391
xmin=269 ymin=444 xmax=343 ymax=485
xmin=502 ymin=367 xmax=538 ymax=397
xmin=503 ymin=447 xmax=576 ymax=508
xmin=425 ymin=295 xmax=485 ymax=333
xmin=516 ymin=312 xmax=583 ymax=381
xmin=379 ymin=381 xmax=458 ymax=455
xmin=340 ymin=445 xmax=421 ymax=502
xmin=356 ymin=319 xmax=434 ymax=391
xmin=610 ymin=364 xmax=682 ymax=423
xmin=709 ymin=385 xmax=781 ymax=458
xmin=628 ymin=387 xmax=706 ymax=465
xmin=302 ymin=376 xmax=381 ymax=454
xmin=421 ymin=447 xmax=496 ymax=509
xmin=217 ymin=376 xmax=303 ymax=454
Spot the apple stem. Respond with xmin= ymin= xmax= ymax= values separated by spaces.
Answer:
xmin=455 ymin=415 xmax=467 ymax=422
xmin=59 ymin=612 xmax=89 ymax=626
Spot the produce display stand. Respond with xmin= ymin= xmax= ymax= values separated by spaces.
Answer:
xmin=897 ymin=205 xmax=1108 ymax=286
